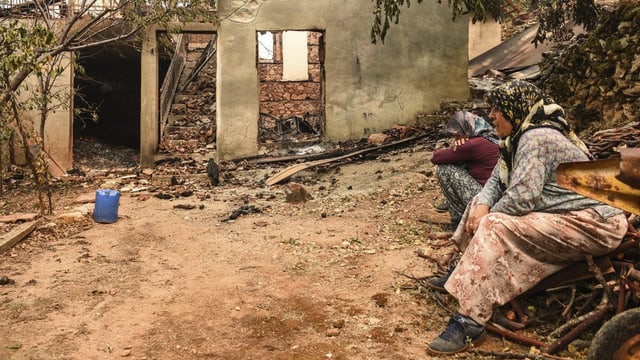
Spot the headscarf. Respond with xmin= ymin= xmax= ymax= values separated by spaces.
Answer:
xmin=445 ymin=110 xmax=499 ymax=144
xmin=484 ymin=80 xmax=591 ymax=190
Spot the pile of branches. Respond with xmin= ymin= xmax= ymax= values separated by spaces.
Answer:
xmin=584 ymin=121 xmax=640 ymax=159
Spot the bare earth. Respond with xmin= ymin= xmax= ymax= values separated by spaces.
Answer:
xmin=1 ymin=145 xmax=545 ymax=360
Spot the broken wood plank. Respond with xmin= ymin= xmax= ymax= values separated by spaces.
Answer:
xmin=73 ymin=193 xmax=96 ymax=204
xmin=0 ymin=213 xmax=39 ymax=223
xmin=265 ymin=155 xmax=350 ymax=186
xmin=264 ymin=134 xmax=430 ymax=186
xmin=0 ymin=218 xmax=42 ymax=253
xmin=251 ymin=152 xmax=337 ymax=165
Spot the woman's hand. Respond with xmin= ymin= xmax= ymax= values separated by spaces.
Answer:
xmin=466 ymin=204 xmax=489 ymax=235
xmin=452 ymin=137 xmax=468 ymax=151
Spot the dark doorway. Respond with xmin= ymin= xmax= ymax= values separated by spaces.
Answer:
xmin=74 ymin=43 xmax=141 ymax=148
xmin=74 ymin=42 xmax=171 ymax=149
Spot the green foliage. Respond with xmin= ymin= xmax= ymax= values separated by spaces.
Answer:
xmin=0 ymin=21 xmax=57 ymax=86
xmin=371 ymin=0 xmax=602 ymax=47
xmin=0 ymin=20 xmax=58 ymax=202
xmin=370 ymin=0 xmax=503 ymax=44
xmin=371 ymin=0 xmax=424 ymax=44
xmin=533 ymin=0 xmax=599 ymax=45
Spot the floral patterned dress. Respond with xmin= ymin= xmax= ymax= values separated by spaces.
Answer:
xmin=444 ymin=127 xmax=628 ymax=324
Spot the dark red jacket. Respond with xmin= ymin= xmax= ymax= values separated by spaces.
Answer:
xmin=430 ymin=137 xmax=499 ymax=185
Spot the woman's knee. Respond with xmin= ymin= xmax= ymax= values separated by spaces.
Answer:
xmin=479 ymin=213 xmax=514 ymax=231
xmin=437 ymin=164 xmax=461 ymax=182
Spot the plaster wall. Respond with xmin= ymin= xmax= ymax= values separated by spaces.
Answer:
xmin=41 ymin=52 xmax=74 ymax=176
xmin=3 ymin=19 xmax=74 ymax=175
xmin=13 ymin=47 xmax=73 ymax=176
xmin=216 ymin=0 xmax=469 ymax=160
xmin=468 ymin=16 xmax=502 ymax=60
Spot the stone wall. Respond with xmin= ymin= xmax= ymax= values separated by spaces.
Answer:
xmin=540 ymin=2 xmax=640 ymax=134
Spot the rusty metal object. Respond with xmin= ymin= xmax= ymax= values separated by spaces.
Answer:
xmin=557 ymin=147 xmax=640 ymax=216
xmin=619 ymin=147 xmax=640 ymax=188
xmin=553 ymin=147 xmax=640 ymax=356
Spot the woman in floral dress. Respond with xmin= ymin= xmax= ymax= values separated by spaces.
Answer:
xmin=426 ymin=80 xmax=628 ymax=355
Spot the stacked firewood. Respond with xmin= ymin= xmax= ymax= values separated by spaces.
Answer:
xmin=584 ymin=122 xmax=640 ymax=159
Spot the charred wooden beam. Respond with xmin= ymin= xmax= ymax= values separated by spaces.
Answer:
xmin=543 ymin=304 xmax=611 ymax=354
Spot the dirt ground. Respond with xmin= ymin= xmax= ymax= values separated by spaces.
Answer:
xmin=1 ymin=141 xmax=588 ymax=360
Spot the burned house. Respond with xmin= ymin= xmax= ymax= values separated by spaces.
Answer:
xmin=4 ymin=0 xmax=499 ymax=172
xmin=140 ymin=0 xmax=477 ymax=166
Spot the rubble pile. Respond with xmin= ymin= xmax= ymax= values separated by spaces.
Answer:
xmin=540 ymin=2 xmax=640 ymax=135
xmin=158 ymin=39 xmax=217 ymax=158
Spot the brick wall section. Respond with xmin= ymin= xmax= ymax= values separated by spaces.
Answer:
xmin=188 ymin=33 xmax=214 ymax=44
xmin=258 ymin=31 xmax=323 ymax=119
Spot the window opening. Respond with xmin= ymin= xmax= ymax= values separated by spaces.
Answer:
xmin=257 ymin=30 xmax=325 ymax=149
xmin=258 ymin=31 xmax=274 ymax=62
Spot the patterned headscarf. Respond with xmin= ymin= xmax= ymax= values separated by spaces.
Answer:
xmin=485 ymin=80 xmax=591 ymax=190
xmin=445 ymin=110 xmax=499 ymax=144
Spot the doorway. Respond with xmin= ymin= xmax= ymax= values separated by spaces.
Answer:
xmin=256 ymin=30 xmax=325 ymax=148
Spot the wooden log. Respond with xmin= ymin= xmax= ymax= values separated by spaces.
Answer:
xmin=485 ymin=323 xmax=545 ymax=348
xmin=264 ymin=134 xmax=430 ymax=185
xmin=0 ymin=218 xmax=41 ymax=253
xmin=0 ymin=213 xmax=39 ymax=223
xmin=542 ymin=305 xmax=610 ymax=354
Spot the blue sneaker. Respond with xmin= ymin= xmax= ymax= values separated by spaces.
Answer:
xmin=427 ymin=313 xmax=486 ymax=355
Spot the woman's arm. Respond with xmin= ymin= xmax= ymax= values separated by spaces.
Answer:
xmin=430 ymin=137 xmax=490 ymax=165
xmin=477 ymin=165 xmax=502 ymax=207
xmin=490 ymin=131 xmax=549 ymax=215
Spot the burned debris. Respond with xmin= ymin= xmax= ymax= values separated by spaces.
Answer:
xmin=259 ymin=112 xmax=323 ymax=145
xmin=222 ymin=205 xmax=262 ymax=222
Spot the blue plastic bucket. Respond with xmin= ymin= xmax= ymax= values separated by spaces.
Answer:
xmin=94 ymin=189 xmax=120 ymax=223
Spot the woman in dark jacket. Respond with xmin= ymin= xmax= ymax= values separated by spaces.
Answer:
xmin=430 ymin=111 xmax=499 ymax=230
